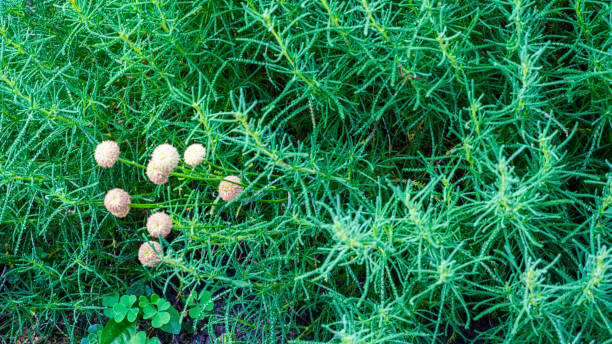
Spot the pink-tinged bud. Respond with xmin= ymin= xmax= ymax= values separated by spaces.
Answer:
xmin=146 ymin=212 xmax=172 ymax=238
xmin=150 ymin=143 xmax=180 ymax=173
xmin=218 ymin=175 xmax=243 ymax=202
xmin=146 ymin=160 xmax=169 ymax=185
xmin=138 ymin=241 xmax=162 ymax=267
xmin=104 ymin=188 xmax=131 ymax=218
xmin=94 ymin=141 xmax=120 ymax=168
xmin=184 ymin=143 xmax=206 ymax=167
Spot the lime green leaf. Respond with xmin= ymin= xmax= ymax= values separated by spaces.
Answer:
xmin=204 ymin=302 xmax=214 ymax=312
xmin=103 ymin=308 xmax=115 ymax=319
xmin=159 ymin=307 xmax=181 ymax=335
xmin=102 ymin=293 xmax=119 ymax=308
xmin=156 ymin=299 xmax=171 ymax=311
xmin=100 ymin=319 xmax=137 ymax=344
xmin=126 ymin=308 xmax=139 ymax=322
xmin=112 ymin=304 xmax=127 ymax=323
xmin=188 ymin=306 xmax=203 ymax=319
xmin=151 ymin=312 xmax=170 ymax=328
xmin=142 ymin=305 xmax=156 ymax=319
xmin=198 ymin=290 xmax=212 ymax=303
xmin=138 ymin=296 xmax=149 ymax=308
xmin=129 ymin=331 xmax=147 ymax=344
xmin=150 ymin=294 xmax=159 ymax=304
xmin=120 ymin=295 xmax=137 ymax=307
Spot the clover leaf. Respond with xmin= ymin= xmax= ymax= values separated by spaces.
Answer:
xmin=151 ymin=312 xmax=171 ymax=328
xmin=102 ymin=293 xmax=119 ymax=308
xmin=132 ymin=293 xmax=181 ymax=335
xmin=187 ymin=289 xmax=214 ymax=321
xmin=102 ymin=293 xmax=139 ymax=323
xmin=110 ymin=295 xmax=139 ymax=323
xmin=140 ymin=294 xmax=171 ymax=329
xmin=129 ymin=331 xmax=161 ymax=344
xmin=156 ymin=298 xmax=171 ymax=311
xmin=138 ymin=295 xmax=150 ymax=308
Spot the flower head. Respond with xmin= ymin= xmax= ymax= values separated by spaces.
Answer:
xmin=151 ymin=143 xmax=180 ymax=173
xmin=94 ymin=141 xmax=120 ymax=168
xmin=104 ymin=188 xmax=131 ymax=218
xmin=184 ymin=143 xmax=206 ymax=167
xmin=146 ymin=160 xmax=169 ymax=185
xmin=138 ymin=241 xmax=162 ymax=267
xmin=218 ymin=175 xmax=243 ymax=202
xmin=146 ymin=212 xmax=172 ymax=238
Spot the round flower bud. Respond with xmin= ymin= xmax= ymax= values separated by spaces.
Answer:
xmin=151 ymin=143 xmax=180 ymax=173
xmin=138 ymin=241 xmax=162 ymax=267
xmin=184 ymin=143 xmax=206 ymax=167
xmin=94 ymin=141 xmax=120 ymax=168
xmin=104 ymin=188 xmax=131 ymax=218
xmin=146 ymin=212 xmax=172 ymax=238
xmin=218 ymin=175 xmax=243 ymax=202
xmin=146 ymin=160 xmax=169 ymax=185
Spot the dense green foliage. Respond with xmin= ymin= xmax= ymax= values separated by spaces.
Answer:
xmin=1 ymin=0 xmax=611 ymax=342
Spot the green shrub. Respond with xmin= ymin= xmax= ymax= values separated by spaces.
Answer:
xmin=0 ymin=0 xmax=610 ymax=343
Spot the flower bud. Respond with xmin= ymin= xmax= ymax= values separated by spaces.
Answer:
xmin=104 ymin=188 xmax=131 ymax=218
xmin=146 ymin=212 xmax=172 ymax=238
xmin=138 ymin=241 xmax=162 ymax=267
xmin=184 ymin=143 xmax=206 ymax=167
xmin=151 ymin=143 xmax=179 ymax=173
xmin=94 ymin=141 xmax=119 ymax=168
xmin=146 ymin=160 xmax=169 ymax=185
xmin=218 ymin=175 xmax=243 ymax=202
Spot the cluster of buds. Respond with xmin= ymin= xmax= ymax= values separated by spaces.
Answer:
xmin=136 ymin=212 xmax=173 ymax=267
xmin=145 ymin=143 xmax=207 ymax=184
xmin=95 ymin=141 xmax=133 ymax=218
xmin=96 ymin=140 xmax=247 ymax=269
xmin=146 ymin=143 xmax=180 ymax=185
xmin=102 ymin=188 xmax=168 ymax=267
xmin=95 ymin=140 xmax=165 ymax=267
